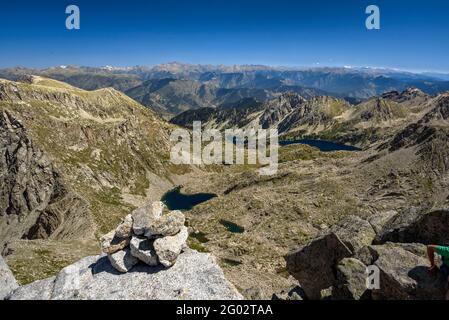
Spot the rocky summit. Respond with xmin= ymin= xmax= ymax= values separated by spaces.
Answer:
xmin=3 ymin=201 xmax=242 ymax=300
xmin=6 ymin=249 xmax=242 ymax=300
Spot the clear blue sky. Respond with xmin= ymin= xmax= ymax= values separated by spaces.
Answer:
xmin=0 ymin=0 xmax=448 ymax=72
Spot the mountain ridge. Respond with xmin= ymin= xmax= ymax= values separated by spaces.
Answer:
xmin=2 ymin=64 xmax=449 ymax=118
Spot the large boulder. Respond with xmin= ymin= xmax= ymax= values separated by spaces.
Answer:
xmin=368 ymin=210 xmax=398 ymax=234
xmin=0 ymin=256 xmax=18 ymax=299
xmin=285 ymin=215 xmax=376 ymax=299
xmin=329 ymin=215 xmax=377 ymax=253
xmin=285 ymin=232 xmax=352 ymax=300
xmin=285 ymin=209 xmax=448 ymax=300
xmin=374 ymin=207 xmax=449 ymax=245
xmin=331 ymin=243 xmax=447 ymax=300
xmin=369 ymin=243 xmax=446 ymax=300
xmin=8 ymin=249 xmax=242 ymax=300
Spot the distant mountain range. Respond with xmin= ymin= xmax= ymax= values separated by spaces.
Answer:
xmin=1 ymin=63 xmax=449 ymax=118
xmin=171 ymin=87 xmax=439 ymax=149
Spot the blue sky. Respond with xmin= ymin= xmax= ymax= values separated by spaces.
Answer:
xmin=0 ymin=0 xmax=448 ymax=72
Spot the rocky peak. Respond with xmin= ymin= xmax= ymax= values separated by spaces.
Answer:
xmin=386 ymin=93 xmax=449 ymax=155
xmin=259 ymin=93 xmax=306 ymax=129
xmin=421 ymin=94 xmax=449 ymax=123
xmin=15 ymin=74 xmax=35 ymax=84
xmin=380 ymin=88 xmax=428 ymax=105
xmin=276 ymin=92 xmax=306 ymax=108
xmin=381 ymin=90 xmax=401 ymax=100
xmin=401 ymin=87 xmax=427 ymax=98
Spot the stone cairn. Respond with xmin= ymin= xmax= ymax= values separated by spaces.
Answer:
xmin=100 ymin=201 xmax=188 ymax=273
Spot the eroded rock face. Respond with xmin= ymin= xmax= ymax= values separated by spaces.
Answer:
xmin=0 ymin=110 xmax=56 ymax=220
xmin=0 ymin=110 xmax=93 ymax=245
xmin=8 ymin=249 xmax=243 ymax=300
xmin=0 ymin=255 xmax=18 ymax=299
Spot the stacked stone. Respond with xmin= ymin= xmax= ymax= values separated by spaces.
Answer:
xmin=100 ymin=201 xmax=188 ymax=273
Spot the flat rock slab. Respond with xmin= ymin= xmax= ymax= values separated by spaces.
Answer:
xmin=8 ymin=249 xmax=242 ymax=300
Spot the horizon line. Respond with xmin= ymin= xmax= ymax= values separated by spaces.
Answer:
xmin=2 ymin=62 xmax=449 ymax=75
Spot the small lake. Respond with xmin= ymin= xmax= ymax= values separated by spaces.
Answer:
xmin=219 ymin=219 xmax=245 ymax=233
xmin=161 ymin=187 xmax=217 ymax=211
xmin=279 ymin=139 xmax=361 ymax=152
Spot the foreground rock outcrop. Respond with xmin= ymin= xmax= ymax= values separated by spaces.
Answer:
xmin=4 ymin=202 xmax=242 ymax=300
xmin=7 ymin=248 xmax=242 ymax=300
xmin=285 ymin=215 xmax=376 ymax=299
xmin=0 ymin=255 xmax=18 ymax=299
xmin=285 ymin=209 xmax=449 ymax=300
